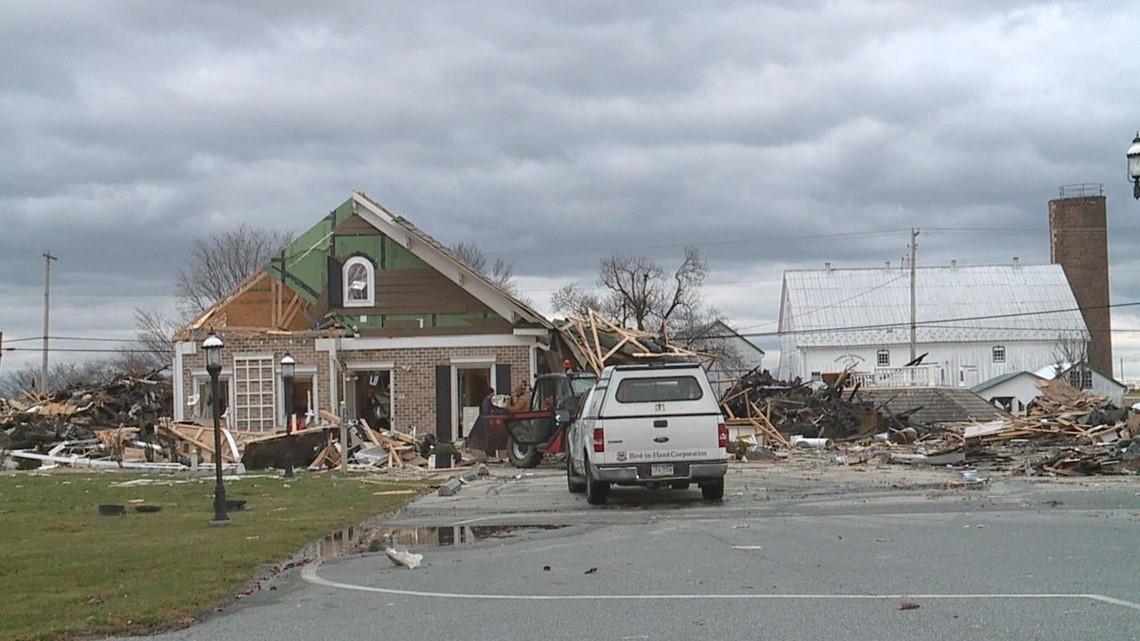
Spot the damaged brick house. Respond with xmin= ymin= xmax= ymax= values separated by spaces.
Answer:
xmin=172 ymin=192 xmax=569 ymax=441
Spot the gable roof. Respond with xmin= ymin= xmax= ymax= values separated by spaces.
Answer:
xmin=1032 ymin=361 xmax=1126 ymax=390
xmin=856 ymin=386 xmax=1010 ymax=426
xmin=779 ymin=263 xmax=1089 ymax=347
xmin=350 ymin=193 xmax=548 ymax=326
xmin=971 ymin=370 xmax=1045 ymax=394
xmin=679 ymin=320 xmax=765 ymax=356
xmin=185 ymin=192 xmax=551 ymax=334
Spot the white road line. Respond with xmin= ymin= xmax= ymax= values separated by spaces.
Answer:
xmin=300 ymin=564 xmax=1140 ymax=611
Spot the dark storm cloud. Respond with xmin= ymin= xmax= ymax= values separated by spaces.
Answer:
xmin=2 ymin=1 xmax=1139 ymax=371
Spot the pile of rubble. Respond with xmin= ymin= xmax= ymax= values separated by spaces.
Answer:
xmin=944 ymin=378 xmax=1140 ymax=476
xmin=0 ymin=374 xmax=466 ymax=475
xmin=720 ymin=369 xmax=922 ymax=449
xmin=1 ymin=375 xmax=174 ymax=468
xmin=719 ymin=371 xmax=1138 ymax=477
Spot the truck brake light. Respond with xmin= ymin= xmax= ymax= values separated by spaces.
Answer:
xmin=718 ymin=420 xmax=728 ymax=449
xmin=592 ymin=427 xmax=605 ymax=453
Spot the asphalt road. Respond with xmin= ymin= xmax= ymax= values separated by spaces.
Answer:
xmin=108 ymin=463 xmax=1140 ymax=641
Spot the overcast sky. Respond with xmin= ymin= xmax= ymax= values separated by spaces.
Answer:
xmin=2 ymin=1 xmax=1140 ymax=379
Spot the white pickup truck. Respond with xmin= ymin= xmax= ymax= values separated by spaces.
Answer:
xmin=566 ymin=363 xmax=728 ymax=505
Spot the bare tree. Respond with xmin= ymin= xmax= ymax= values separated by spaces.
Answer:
xmin=598 ymin=254 xmax=662 ymax=330
xmin=450 ymin=241 xmax=521 ymax=296
xmin=552 ymin=246 xmax=712 ymax=338
xmin=1051 ymin=334 xmax=1089 ymax=367
xmin=551 ymin=283 xmax=608 ymax=319
xmin=0 ymin=359 xmax=117 ymax=397
xmin=176 ymin=224 xmax=293 ymax=316
xmin=1051 ymin=334 xmax=1092 ymax=389
xmin=650 ymin=246 xmax=708 ymax=336
xmin=118 ymin=308 xmax=178 ymax=373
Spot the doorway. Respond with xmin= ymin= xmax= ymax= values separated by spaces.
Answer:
xmin=455 ymin=366 xmax=490 ymax=439
xmin=350 ymin=370 xmax=393 ymax=430
xmin=283 ymin=378 xmax=314 ymax=430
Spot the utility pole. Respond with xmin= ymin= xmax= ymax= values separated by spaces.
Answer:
xmin=909 ymin=229 xmax=919 ymax=362
xmin=42 ymin=251 xmax=57 ymax=392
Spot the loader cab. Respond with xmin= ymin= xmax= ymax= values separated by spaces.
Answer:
xmin=531 ymin=372 xmax=598 ymax=423
xmin=502 ymin=371 xmax=597 ymax=467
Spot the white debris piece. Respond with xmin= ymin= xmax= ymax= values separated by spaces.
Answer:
xmin=382 ymin=535 xmax=423 ymax=569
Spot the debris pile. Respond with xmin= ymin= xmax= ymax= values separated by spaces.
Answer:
xmin=719 ymin=369 xmax=920 ymax=448
xmin=717 ymin=371 xmax=1137 ymax=477
xmin=2 ymin=375 xmax=174 ymax=468
xmin=944 ymin=378 xmax=1138 ymax=476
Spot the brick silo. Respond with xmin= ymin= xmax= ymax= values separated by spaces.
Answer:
xmin=1049 ymin=184 xmax=1113 ymax=376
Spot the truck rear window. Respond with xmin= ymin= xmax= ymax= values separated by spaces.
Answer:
xmin=614 ymin=376 xmax=703 ymax=403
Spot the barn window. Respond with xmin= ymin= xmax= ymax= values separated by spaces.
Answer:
xmin=877 ymin=349 xmax=890 ymax=367
xmin=343 ymin=256 xmax=375 ymax=307
xmin=992 ymin=345 xmax=1006 ymax=363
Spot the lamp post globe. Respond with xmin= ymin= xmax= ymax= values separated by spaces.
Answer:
xmin=203 ymin=331 xmax=229 ymax=524
xmin=1128 ymin=132 xmax=1140 ymax=200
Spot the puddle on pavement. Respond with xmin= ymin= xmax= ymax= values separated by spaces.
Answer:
xmin=291 ymin=524 xmax=570 ymax=565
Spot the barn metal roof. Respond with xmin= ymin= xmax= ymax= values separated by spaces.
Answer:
xmin=780 ymin=264 xmax=1089 ymax=347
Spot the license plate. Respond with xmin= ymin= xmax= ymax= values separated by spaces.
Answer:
xmin=650 ymin=463 xmax=674 ymax=477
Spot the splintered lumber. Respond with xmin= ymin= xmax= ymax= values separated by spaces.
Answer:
xmin=555 ymin=310 xmax=715 ymax=375
xmin=387 ymin=443 xmax=405 ymax=468
xmin=157 ymin=422 xmax=239 ymax=464
xmin=358 ymin=419 xmax=384 ymax=447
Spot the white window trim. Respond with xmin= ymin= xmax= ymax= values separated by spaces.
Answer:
xmin=343 ymin=256 xmax=375 ymax=308
xmin=992 ymin=345 xmax=1006 ymax=363
xmin=876 ymin=349 xmax=890 ymax=367
xmin=233 ymin=355 xmax=276 ymax=432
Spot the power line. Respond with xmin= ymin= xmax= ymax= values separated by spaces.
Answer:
xmin=3 ymin=347 xmax=163 ymax=354
xmin=3 ymin=336 xmax=138 ymax=343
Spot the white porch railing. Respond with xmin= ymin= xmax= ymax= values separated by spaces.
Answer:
xmin=848 ymin=365 xmax=941 ymax=387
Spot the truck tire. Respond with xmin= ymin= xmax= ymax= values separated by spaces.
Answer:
xmin=507 ymin=438 xmax=542 ymax=468
xmin=585 ymin=459 xmax=609 ymax=505
xmin=700 ymin=479 xmax=724 ymax=501
xmin=567 ymin=455 xmax=586 ymax=493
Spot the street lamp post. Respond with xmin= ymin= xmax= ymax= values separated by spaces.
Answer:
xmin=203 ymin=331 xmax=229 ymax=524
xmin=281 ymin=352 xmax=295 ymax=478
xmin=1128 ymin=132 xmax=1140 ymax=200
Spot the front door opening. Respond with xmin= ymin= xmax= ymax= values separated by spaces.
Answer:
xmin=352 ymin=370 xmax=393 ymax=430
xmin=456 ymin=367 xmax=490 ymax=438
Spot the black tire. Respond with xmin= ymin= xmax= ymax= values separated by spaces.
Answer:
xmin=585 ymin=459 xmax=609 ymax=505
xmin=700 ymin=479 xmax=724 ymax=501
xmin=670 ymin=481 xmax=691 ymax=490
xmin=507 ymin=437 xmax=542 ymax=468
xmin=567 ymin=455 xmax=586 ymax=493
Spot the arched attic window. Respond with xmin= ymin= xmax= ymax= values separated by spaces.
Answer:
xmin=343 ymin=256 xmax=375 ymax=307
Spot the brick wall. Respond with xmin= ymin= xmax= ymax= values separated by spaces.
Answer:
xmin=179 ymin=331 xmax=532 ymax=437
xmin=343 ymin=345 xmax=530 ymax=435
xmin=1049 ymin=195 xmax=1112 ymax=375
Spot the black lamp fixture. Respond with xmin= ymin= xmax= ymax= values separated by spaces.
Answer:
xmin=203 ymin=331 xmax=229 ymax=524
xmin=1128 ymin=132 xmax=1140 ymax=200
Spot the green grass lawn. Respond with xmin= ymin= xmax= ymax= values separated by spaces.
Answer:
xmin=0 ymin=471 xmax=428 ymax=641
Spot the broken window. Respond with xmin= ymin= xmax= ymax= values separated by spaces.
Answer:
xmin=877 ymin=349 xmax=890 ymax=367
xmin=343 ymin=256 xmax=375 ymax=307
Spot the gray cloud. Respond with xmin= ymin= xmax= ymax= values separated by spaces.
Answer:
xmin=2 ymin=1 xmax=1139 ymax=374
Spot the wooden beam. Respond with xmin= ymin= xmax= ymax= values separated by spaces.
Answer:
xmin=280 ymin=292 xmax=305 ymax=329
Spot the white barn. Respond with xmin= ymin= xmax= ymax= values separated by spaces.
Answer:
xmin=777 ymin=263 xmax=1090 ymax=388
